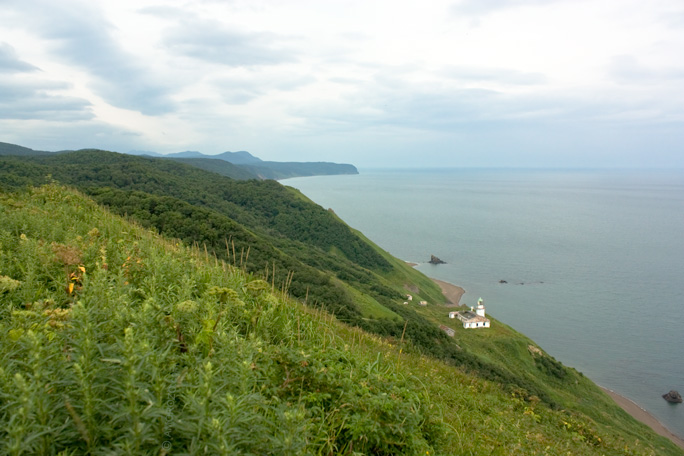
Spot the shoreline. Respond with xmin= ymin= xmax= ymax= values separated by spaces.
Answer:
xmin=600 ymin=387 xmax=684 ymax=450
xmin=429 ymin=276 xmax=684 ymax=451
xmin=432 ymin=278 xmax=465 ymax=307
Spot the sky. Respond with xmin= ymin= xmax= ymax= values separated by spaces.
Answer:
xmin=1 ymin=0 xmax=683 ymax=168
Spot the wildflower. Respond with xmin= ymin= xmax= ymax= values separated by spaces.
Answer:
xmin=0 ymin=275 xmax=21 ymax=292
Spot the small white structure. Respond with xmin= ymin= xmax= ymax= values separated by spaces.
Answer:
xmin=453 ymin=297 xmax=491 ymax=329
xmin=419 ymin=300 xmax=428 ymax=306
xmin=406 ymin=294 xmax=413 ymax=301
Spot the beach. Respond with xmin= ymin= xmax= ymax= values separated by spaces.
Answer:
xmin=432 ymin=279 xmax=465 ymax=306
xmin=601 ymin=387 xmax=684 ymax=450
xmin=432 ymin=276 xmax=684 ymax=451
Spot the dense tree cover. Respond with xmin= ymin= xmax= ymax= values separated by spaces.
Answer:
xmin=162 ymin=157 xmax=258 ymax=180
xmin=240 ymin=161 xmax=358 ymax=179
xmin=0 ymin=151 xmax=389 ymax=271
xmin=0 ymin=141 xmax=50 ymax=156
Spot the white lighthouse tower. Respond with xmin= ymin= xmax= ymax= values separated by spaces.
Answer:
xmin=476 ymin=297 xmax=486 ymax=317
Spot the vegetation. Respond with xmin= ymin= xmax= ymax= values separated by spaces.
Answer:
xmin=162 ymin=157 xmax=259 ymax=180
xmin=0 ymin=185 xmax=680 ymax=455
xmin=0 ymin=145 xmax=682 ymax=454
xmin=240 ymin=161 xmax=359 ymax=180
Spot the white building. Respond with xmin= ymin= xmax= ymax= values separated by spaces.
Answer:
xmin=451 ymin=297 xmax=491 ymax=329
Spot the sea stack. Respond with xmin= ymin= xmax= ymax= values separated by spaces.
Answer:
xmin=662 ymin=390 xmax=683 ymax=403
xmin=429 ymin=255 xmax=446 ymax=265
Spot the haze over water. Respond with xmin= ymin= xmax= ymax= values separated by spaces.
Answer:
xmin=286 ymin=168 xmax=684 ymax=438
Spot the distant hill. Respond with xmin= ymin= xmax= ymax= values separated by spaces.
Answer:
xmin=244 ymin=161 xmax=359 ymax=179
xmin=161 ymin=150 xmax=357 ymax=178
xmin=0 ymin=142 xmax=50 ymax=156
xmin=163 ymin=157 xmax=259 ymax=180
xmin=167 ymin=150 xmax=263 ymax=165
xmin=0 ymin=142 xmax=358 ymax=179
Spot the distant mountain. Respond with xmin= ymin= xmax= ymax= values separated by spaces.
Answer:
xmin=1 ymin=142 xmax=358 ymax=180
xmin=164 ymin=157 xmax=258 ymax=180
xmin=243 ymin=161 xmax=359 ymax=179
xmin=165 ymin=150 xmax=262 ymax=165
xmin=127 ymin=150 xmax=163 ymax=157
xmin=164 ymin=150 xmax=206 ymax=159
xmin=215 ymin=151 xmax=263 ymax=165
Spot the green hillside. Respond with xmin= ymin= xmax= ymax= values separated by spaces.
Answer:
xmin=162 ymin=157 xmax=259 ymax=180
xmin=241 ymin=161 xmax=359 ymax=179
xmin=0 ymin=141 xmax=50 ymax=156
xmin=0 ymin=185 xmax=680 ymax=455
xmin=0 ymin=151 xmax=682 ymax=454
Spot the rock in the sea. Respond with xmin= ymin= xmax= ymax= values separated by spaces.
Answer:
xmin=429 ymin=255 xmax=446 ymax=265
xmin=662 ymin=390 xmax=683 ymax=403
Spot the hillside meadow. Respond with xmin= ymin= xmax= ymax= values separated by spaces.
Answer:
xmin=1 ymin=184 xmax=681 ymax=455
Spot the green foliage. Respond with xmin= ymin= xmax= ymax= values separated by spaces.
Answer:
xmin=0 ymin=186 xmax=444 ymax=455
xmin=1 ymin=155 xmax=683 ymax=455
xmin=0 ymin=185 xmax=680 ymax=455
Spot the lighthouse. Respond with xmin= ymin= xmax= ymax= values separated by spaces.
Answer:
xmin=476 ymin=297 xmax=486 ymax=317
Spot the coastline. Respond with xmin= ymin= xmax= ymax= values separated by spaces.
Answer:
xmin=600 ymin=387 xmax=684 ymax=450
xmin=432 ymin=278 xmax=465 ymax=307
xmin=430 ymin=276 xmax=684 ymax=451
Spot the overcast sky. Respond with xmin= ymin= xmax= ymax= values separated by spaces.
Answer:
xmin=1 ymin=0 xmax=683 ymax=167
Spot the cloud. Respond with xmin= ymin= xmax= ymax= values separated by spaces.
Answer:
xmin=209 ymin=72 xmax=315 ymax=104
xmin=442 ymin=65 xmax=547 ymax=85
xmin=3 ymin=0 xmax=177 ymax=115
xmin=0 ymin=42 xmax=38 ymax=73
xmin=0 ymin=76 xmax=93 ymax=121
xmin=0 ymin=119 xmax=144 ymax=153
xmin=161 ymin=17 xmax=297 ymax=67
xmin=609 ymin=54 xmax=684 ymax=85
xmin=450 ymin=0 xmax=564 ymax=17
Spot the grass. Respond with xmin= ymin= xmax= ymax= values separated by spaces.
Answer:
xmin=0 ymin=184 xmax=681 ymax=455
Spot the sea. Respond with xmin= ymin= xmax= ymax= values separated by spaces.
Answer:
xmin=284 ymin=168 xmax=684 ymax=438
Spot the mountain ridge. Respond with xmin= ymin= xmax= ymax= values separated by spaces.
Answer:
xmin=0 ymin=141 xmax=358 ymax=180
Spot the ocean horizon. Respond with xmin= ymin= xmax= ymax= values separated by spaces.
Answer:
xmin=285 ymin=167 xmax=684 ymax=439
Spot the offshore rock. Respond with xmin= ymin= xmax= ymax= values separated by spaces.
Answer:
xmin=662 ymin=390 xmax=683 ymax=403
xmin=429 ymin=255 xmax=446 ymax=265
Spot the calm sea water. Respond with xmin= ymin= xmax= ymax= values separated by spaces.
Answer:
xmin=285 ymin=169 xmax=684 ymax=438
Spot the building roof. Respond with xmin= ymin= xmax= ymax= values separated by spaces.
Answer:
xmin=455 ymin=311 xmax=489 ymax=323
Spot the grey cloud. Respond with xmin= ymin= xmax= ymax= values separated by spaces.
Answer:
xmin=4 ymin=0 xmax=176 ymax=115
xmin=210 ymin=72 xmax=315 ymax=104
xmin=0 ymin=76 xmax=93 ymax=121
xmin=293 ymin=66 xmax=677 ymax=138
xmin=0 ymin=42 xmax=38 ymax=73
xmin=0 ymin=120 xmax=144 ymax=153
xmin=161 ymin=17 xmax=297 ymax=67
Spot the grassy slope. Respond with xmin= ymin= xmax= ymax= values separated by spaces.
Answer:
xmin=1 ymin=185 xmax=681 ymax=455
